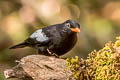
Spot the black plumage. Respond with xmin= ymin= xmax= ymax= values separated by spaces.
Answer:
xmin=10 ymin=20 xmax=80 ymax=56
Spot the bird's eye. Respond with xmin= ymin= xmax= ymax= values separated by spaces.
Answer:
xmin=66 ymin=23 xmax=71 ymax=28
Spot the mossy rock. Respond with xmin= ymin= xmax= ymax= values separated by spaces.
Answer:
xmin=66 ymin=37 xmax=120 ymax=80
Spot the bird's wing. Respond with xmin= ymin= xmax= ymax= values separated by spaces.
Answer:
xmin=25 ymin=29 xmax=50 ymax=46
xmin=30 ymin=29 xmax=49 ymax=42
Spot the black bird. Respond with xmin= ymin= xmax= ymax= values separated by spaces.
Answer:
xmin=9 ymin=20 xmax=80 ymax=57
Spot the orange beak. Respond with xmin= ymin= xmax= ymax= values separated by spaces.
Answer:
xmin=71 ymin=28 xmax=80 ymax=32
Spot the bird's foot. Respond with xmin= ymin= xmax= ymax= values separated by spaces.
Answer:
xmin=47 ymin=49 xmax=59 ymax=58
xmin=15 ymin=60 xmax=21 ymax=63
xmin=52 ymin=53 xmax=59 ymax=58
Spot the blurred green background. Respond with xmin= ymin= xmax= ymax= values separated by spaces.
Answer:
xmin=0 ymin=0 xmax=120 ymax=80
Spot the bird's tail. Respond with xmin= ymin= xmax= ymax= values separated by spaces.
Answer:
xmin=9 ymin=42 xmax=28 ymax=49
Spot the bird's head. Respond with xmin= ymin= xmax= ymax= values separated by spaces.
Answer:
xmin=64 ymin=20 xmax=80 ymax=33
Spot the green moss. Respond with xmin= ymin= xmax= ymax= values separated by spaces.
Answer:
xmin=66 ymin=56 xmax=80 ymax=79
xmin=66 ymin=37 xmax=120 ymax=80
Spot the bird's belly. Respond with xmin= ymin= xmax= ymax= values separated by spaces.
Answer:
xmin=50 ymin=35 xmax=77 ymax=56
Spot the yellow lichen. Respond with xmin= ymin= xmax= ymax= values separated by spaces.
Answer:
xmin=66 ymin=37 xmax=120 ymax=80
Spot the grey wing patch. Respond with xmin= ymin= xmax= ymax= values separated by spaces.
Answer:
xmin=30 ymin=29 xmax=49 ymax=42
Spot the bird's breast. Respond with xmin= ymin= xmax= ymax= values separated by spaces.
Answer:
xmin=49 ymin=33 xmax=77 ymax=56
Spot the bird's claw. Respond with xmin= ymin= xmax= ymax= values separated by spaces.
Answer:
xmin=15 ymin=60 xmax=21 ymax=63
xmin=47 ymin=49 xmax=59 ymax=58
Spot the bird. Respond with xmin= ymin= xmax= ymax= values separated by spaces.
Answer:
xmin=9 ymin=20 xmax=80 ymax=57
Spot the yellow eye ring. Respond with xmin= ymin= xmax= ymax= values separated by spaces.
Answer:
xmin=66 ymin=23 xmax=71 ymax=28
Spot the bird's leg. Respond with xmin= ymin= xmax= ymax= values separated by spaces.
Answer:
xmin=35 ymin=45 xmax=45 ymax=54
xmin=37 ymin=48 xmax=43 ymax=54
xmin=46 ymin=48 xmax=52 ymax=55
xmin=46 ymin=49 xmax=59 ymax=58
